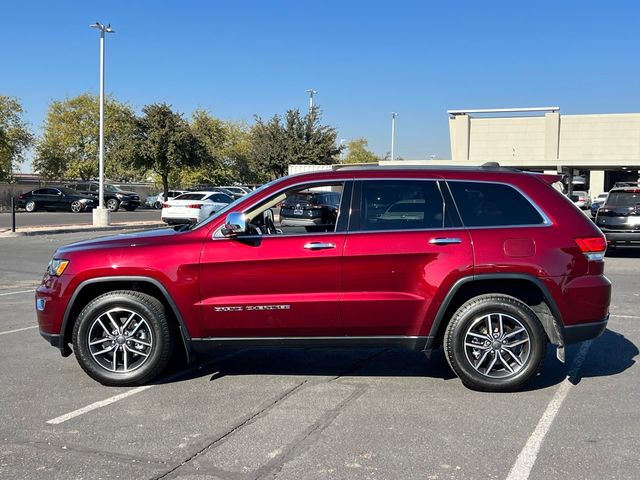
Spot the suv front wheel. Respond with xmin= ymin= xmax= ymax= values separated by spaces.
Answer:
xmin=72 ymin=290 xmax=174 ymax=386
xmin=444 ymin=294 xmax=546 ymax=392
xmin=106 ymin=198 xmax=120 ymax=212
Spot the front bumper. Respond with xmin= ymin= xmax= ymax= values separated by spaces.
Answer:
xmin=39 ymin=330 xmax=72 ymax=356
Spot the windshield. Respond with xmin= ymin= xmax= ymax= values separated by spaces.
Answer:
xmin=105 ymin=184 xmax=125 ymax=193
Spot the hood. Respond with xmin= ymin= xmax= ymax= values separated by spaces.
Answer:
xmin=56 ymin=227 xmax=181 ymax=255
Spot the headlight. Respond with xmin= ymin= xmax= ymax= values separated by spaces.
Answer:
xmin=47 ymin=258 xmax=70 ymax=276
xmin=116 ymin=193 xmax=124 ymax=199
xmin=79 ymin=198 xmax=90 ymax=203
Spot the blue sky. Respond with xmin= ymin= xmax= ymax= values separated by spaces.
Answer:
xmin=2 ymin=0 xmax=639 ymax=169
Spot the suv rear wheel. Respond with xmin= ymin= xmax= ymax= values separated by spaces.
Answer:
xmin=72 ymin=290 xmax=174 ymax=386
xmin=444 ymin=294 xmax=546 ymax=392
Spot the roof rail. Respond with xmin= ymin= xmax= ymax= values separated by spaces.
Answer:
xmin=330 ymin=163 xmax=521 ymax=173
xmin=613 ymin=181 xmax=640 ymax=188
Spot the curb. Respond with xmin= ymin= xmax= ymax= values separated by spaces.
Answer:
xmin=0 ymin=222 xmax=166 ymax=237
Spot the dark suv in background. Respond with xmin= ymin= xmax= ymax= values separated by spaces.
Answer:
xmin=595 ymin=182 xmax=640 ymax=247
xmin=67 ymin=181 xmax=141 ymax=212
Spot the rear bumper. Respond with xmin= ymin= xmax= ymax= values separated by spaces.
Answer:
xmin=601 ymin=230 xmax=640 ymax=245
xmin=563 ymin=316 xmax=608 ymax=344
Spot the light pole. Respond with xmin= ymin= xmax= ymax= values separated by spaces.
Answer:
xmin=390 ymin=112 xmax=398 ymax=161
xmin=306 ymin=89 xmax=317 ymax=112
xmin=90 ymin=22 xmax=115 ymax=226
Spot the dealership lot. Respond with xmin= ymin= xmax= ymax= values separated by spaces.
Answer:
xmin=0 ymin=231 xmax=638 ymax=480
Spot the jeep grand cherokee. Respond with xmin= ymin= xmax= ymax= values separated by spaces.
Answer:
xmin=36 ymin=165 xmax=610 ymax=392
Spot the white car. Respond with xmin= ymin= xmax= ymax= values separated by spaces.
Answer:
xmin=161 ymin=191 xmax=234 ymax=225
xmin=146 ymin=190 xmax=188 ymax=209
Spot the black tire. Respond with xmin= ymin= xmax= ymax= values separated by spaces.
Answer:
xmin=444 ymin=294 xmax=546 ymax=392
xmin=70 ymin=200 xmax=83 ymax=213
xmin=154 ymin=201 xmax=162 ymax=209
xmin=72 ymin=290 xmax=174 ymax=386
xmin=25 ymin=200 xmax=36 ymax=212
xmin=106 ymin=198 xmax=120 ymax=212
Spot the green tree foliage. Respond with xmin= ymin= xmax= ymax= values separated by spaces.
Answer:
xmin=187 ymin=109 xmax=252 ymax=186
xmin=250 ymin=107 xmax=341 ymax=181
xmin=341 ymin=138 xmax=380 ymax=164
xmin=133 ymin=103 xmax=203 ymax=198
xmin=34 ymin=93 xmax=139 ymax=181
xmin=0 ymin=95 xmax=34 ymax=180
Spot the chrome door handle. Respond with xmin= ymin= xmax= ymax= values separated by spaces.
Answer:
xmin=429 ymin=237 xmax=462 ymax=245
xmin=304 ymin=242 xmax=336 ymax=250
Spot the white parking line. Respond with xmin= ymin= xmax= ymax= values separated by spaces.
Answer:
xmin=0 ymin=289 xmax=34 ymax=297
xmin=46 ymin=386 xmax=154 ymax=425
xmin=506 ymin=340 xmax=592 ymax=480
xmin=0 ymin=325 xmax=38 ymax=336
xmin=611 ymin=314 xmax=640 ymax=319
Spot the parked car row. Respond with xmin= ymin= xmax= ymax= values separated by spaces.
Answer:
xmin=145 ymin=186 xmax=252 ymax=209
xmin=594 ymin=182 xmax=640 ymax=248
xmin=16 ymin=181 xmax=141 ymax=213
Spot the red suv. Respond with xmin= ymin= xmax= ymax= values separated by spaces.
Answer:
xmin=36 ymin=166 xmax=611 ymax=391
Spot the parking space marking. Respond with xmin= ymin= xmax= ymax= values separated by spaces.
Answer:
xmin=0 ymin=326 xmax=38 ymax=336
xmin=46 ymin=386 xmax=154 ymax=425
xmin=0 ymin=290 xmax=34 ymax=297
xmin=505 ymin=340 xmax=592 ymax=480
xmin=611 ymin=314 xmax=640 ymax=319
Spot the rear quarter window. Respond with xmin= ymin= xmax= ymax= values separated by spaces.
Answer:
xmin=448 ymin=181 xmax=545 ymax=227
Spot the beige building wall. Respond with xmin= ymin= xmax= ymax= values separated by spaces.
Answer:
xmin=468 ymin=116 xmax=547 ymax=162
xmin=558 ymin=114 xmax=640 ymax=160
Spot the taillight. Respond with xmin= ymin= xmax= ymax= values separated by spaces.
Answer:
xmin=186 ymin=204 xmax=202 ymax=209
xmin=162 ymin=203 xmax=170 ymax=208
xmin=17 ymin=194 xmax=23 ymax=199
xmin=575 ymin=236 xmax=606 ymax=261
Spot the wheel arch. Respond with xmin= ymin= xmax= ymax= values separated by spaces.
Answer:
xmin=427 ymin=273 xmax=565 ymax=354
xmin=61 ymin=276 xmax=193 ymax=363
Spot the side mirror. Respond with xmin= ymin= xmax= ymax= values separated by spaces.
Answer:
xmin=221 ymin=212 xmax=247 ymax=237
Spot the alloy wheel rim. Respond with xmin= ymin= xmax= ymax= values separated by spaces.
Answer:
xmin=87 ymin=307 xmax=153 ymax=373
xmin=71 ymin=201 xmax=81 ymax=212
xmin=463 ymin=312 xmax=531 ymax=379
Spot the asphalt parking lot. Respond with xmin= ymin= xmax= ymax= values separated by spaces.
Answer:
xmin=0 ymin=231 xmax=638 ymax=480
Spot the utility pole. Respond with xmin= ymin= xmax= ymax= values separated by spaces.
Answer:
xmin=90 ymin=22 xmax=115 ymax=226
xmin=306 ymin=89 xmax=318 ymax=112
xmin=391 ymin=112 xmax=398 ymax=161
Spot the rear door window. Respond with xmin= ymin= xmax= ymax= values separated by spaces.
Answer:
xmin=448 ymin=181 xmax=545 ymax=227
xmin=355 ymin=180 xmax=452 ymax=231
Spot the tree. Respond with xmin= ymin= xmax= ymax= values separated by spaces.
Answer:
xmin=34 ymin=93 xmax=139 ymax=181
xmin=188 ymin=109 xmax=252 ymax=186
xmin=249 ymin=107 xmax=341 ymax=181
xmin=341 ymin=138 xmax=380 ymax=164
xmin=0 ymin=95 xmax=34 ymax=180
xmin=133 ymin=103 xmax=203 ymax=199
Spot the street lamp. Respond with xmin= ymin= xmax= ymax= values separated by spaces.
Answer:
xmin=390 ymin=112 xmax=398 ymax=161
xmin=306 ymin=89 xmax=318 ymax=112
xmin=90 ymin=22 xmax=115 ymax=226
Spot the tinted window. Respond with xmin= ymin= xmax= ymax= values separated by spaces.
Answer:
xmin=358 ymin=180 xmax=446 ymax=231
xmin=448 ymin=181 xmax=544 ymax=227
xmin=176 ymin=193 xmax=206 ymax=201
xmin=606 ymin=191 xmax=640 ymax=207
xmin=210 ymin=194 xmax=233 ymax=203
xmin=42 ymin=188 xmax=59 ymax=195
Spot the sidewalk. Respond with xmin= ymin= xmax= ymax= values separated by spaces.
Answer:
xmin=0 ymin=220 xmax=165 ymax=237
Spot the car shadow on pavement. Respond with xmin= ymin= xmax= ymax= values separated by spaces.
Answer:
xmin=156 ymin=347 xmax=457 ymax=385
xmin=156 ymin=328 xmax=637 ymax=392
xmin=522 ymin=328 xmax=637 ymax=392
